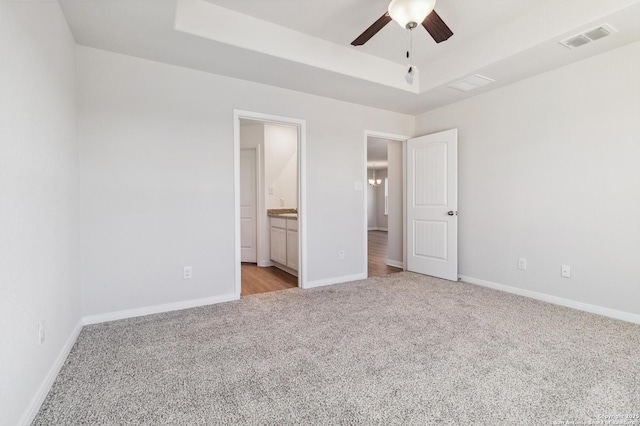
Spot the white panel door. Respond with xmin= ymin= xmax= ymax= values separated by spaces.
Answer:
xmin=240 ymin=149 xmax=257 ymax=263
xmin=406 ymin=129 xmax=458 ymax=281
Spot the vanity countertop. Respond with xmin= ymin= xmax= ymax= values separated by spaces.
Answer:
xmin=267 ymin=208 xmax=297 ymax=218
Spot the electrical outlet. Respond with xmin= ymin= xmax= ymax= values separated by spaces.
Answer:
xmin=561 ymin=264 xmax=571 ymax=278
xmin=183 ymin=266 xmax=192 ymax=280
xmin=38 ymin=320 xmax=45 ymax=344
xmin=339 ymin=250 xmax=345 ymax=261
xmin=518 ymin=258 xmax=527 ymax=270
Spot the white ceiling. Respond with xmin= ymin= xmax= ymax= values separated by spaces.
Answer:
xmin=59 ymin=0 xmax=640 ymax=114
xmin=204 ymin=0 xmax=539 ymax=67
xmin=367 ymin=137 xmax=389 ymax=169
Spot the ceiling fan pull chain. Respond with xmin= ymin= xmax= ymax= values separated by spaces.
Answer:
xmin=405 ymin=28 xmax=415 ymax=84
xmin=406 ymin=27 xmax=412 ymax=61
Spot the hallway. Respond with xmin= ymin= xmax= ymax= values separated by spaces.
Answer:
xmin=368 ymin=230 xmax=403 ymax=277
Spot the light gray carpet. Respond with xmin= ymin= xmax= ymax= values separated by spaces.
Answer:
xmin=34 ymin=272 xmax=640 ymax=425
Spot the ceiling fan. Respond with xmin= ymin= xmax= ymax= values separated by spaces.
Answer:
xmin=351 ymin=0 xmax=453 ymax=47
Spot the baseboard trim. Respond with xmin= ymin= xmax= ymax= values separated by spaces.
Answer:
xmin=367 ymin=227 xmax=388 ymax=232
xmin=82 ymin=294 xmax=238 ymax=325
xmin=257 ymin=261 xmax=274 ymax=267
xmin=20 ymin=319 xmax=84 ymax=426
xmin=305 ymin=273 xmax=367 ymax=289
xmin=459 ymin=275 xmax=640 ymax=325
xmin=386 ymin=259 xmax=403 ymax=269
xmin=272 ymin=261 xmax=298 ymax=278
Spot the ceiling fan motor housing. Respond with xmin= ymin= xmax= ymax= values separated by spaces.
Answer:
xmin=350 ymin=0 xmax=451 ymax=47
xmin=388 ymin=0 xmax=437 ymax=29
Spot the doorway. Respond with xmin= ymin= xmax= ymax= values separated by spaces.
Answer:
xmin=234 ymin=110 xmax=307 ymax=298
xmin=365 ymin=132 xmax=408 ymax=278
xmin=363 ymin=129 xmax=459 ymax=281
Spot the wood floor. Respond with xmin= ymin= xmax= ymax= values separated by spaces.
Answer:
xmin=368 ymin=230 xmax=403 ymax=277
xmin=241 ymin=230 xmax=399 ymax=296
xmin=241 ymin=263 xmax=297 ymax=297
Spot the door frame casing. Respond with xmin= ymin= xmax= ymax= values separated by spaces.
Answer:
xmin=234 ymin=110 xmax=307 ymax=298
xmin=363 ymin=130 xmax=411 ymax=277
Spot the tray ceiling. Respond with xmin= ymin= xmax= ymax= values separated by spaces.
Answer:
xmin=60 ymin=0 xmax=640 ymax=114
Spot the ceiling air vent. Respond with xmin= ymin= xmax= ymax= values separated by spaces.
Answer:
xmin=448 ymin=74 xmax=495 ymax=92
xmin=559 ymin=24 xmax=616 ymax=49
xmin=584 ymin=26 xmax=610 ymax=41
xmin=564 ymin=35 xmax=590 ymax=48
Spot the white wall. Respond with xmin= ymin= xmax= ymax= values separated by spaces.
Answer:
xmin=387 ymin=141 xmax=403 ymax=265
xmin=265 ymin=124 xmax=298 ymax=209
xmin=375 ymin=169 xmax=388 ymax=230
xmin=78 ymin=46 xmax=414 ymax=316
xmin=367 ymin=168 xmax=388 ymax=231
xmin=239 ymin=121 xmax=264 ymax=149
xmin=0 ymin=3 xmax=81 ymax=425
xmin=367 ymin=177 xmax=377 ymax=230
xmin=415 ymin=40 xmax=640 ymax=317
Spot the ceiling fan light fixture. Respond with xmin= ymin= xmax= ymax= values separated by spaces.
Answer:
xmin=388 ymin=0 xmax=437 ymax=29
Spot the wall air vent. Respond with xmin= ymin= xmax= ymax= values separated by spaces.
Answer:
xmin=559 ymin=24 xmax=616 ymax=49
xmin=448 ymin=74 xmax=495 ymax=92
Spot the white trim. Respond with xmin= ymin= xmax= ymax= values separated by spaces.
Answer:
xmin=297 ymin=120 xmax=308 ymax=289
xmin=460 ymin=275 xmax=640 ymax=325
xmin=271 ymin=261 xmax=298 ymax=278
xmin=234 ymin=111 xmax=242 ymax=299
xmin=257 ymin=261 xmax=274 ymax=267
xmin=233 ymin=110 xmax=307 ymax=292
xmin=364 ymin=130 xmax=410 ymax=279
xmin=20 ymin=320 xmax=84 ymax=426
xmin=82 ymin=294 xmax=237 ymax=325
xmin=386 ymin=259 xmax=404 ymax=269
xmin=256 ymin=144 xmax=266 ymax=266
xmin=367 ymin=227 xmax=388 ymax=232
xmin=305 ymin=273 xmax=367 ymax=289
xmin=402 ymin=141 xmax=407 ymax=271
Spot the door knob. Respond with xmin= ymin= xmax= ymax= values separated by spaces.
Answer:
xmin=447 ymin=211 xmax=455 ymax=216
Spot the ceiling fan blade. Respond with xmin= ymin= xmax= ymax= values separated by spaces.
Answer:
xmin=422 ymin=10 xmax=453 ymax=43
xmin=351 ymin=12 xmax=392 ymax=46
